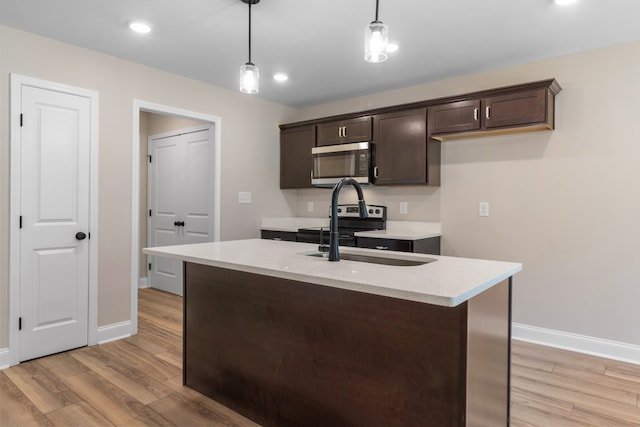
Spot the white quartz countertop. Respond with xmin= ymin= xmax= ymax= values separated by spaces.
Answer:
xmin=144 ymin=239 xmax=520 ymax=307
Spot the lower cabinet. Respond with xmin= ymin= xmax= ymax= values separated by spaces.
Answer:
xmin=260 ymin=230 xmax=298 ymax=242
xmin=357 ymin=236 xmax=441 ymax=255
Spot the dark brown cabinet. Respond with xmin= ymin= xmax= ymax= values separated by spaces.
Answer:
xmin=483 ymin=88 xmax=549 ymax=129
xmin=260 ymin=230 xmax=298 ymax=242
xmin=316 ymin=116 xmax=372 ymax=146
xmin=372 ymin=108 xmax=440 ymax=186
xmin=429 ymin=80 xmax=560 ymax=140
xmin=280 ymin=126 xmax=315 ymax=189
xmin=429 ymin=99 xmax=481 ymax=134
xmin=279 ymin=79 xmax=560 ymax=188
xmin=357 ymin=236 xmax=441 ymax=255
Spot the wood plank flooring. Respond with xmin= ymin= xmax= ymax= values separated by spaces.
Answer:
xmin=1 ymin=288 xmax=638 ymax=426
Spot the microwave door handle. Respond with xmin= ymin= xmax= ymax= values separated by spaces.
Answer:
xmin=374 ymin=166 xmax=379 ymax=178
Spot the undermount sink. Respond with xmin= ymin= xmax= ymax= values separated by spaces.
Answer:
xmin=304 ymin=251 xmax=434 ymax=267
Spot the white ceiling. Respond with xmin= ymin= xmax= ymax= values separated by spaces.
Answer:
xmin=1 ymin=0 xmax=639 ymax=108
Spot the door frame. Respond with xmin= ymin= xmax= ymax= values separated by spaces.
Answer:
xmin=9 ymin=74 xmax=100 ymax=367
xmin=131 ymin=100 xmax=221 ymax=335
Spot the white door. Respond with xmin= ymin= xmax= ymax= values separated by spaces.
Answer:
xmin=147 ymin=126 xmax=214 ymax=296
xmin=18 ymin=85 xmax=91 ymax=361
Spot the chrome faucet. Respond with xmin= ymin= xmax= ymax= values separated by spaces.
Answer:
xmin=328 ymin=178 xmax=368 ymax=261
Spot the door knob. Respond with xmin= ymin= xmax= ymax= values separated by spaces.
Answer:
xmin=174 ymin=221 xmax=185 ymax=227
xmin=75 ymin=232 xmax=87 ymax=240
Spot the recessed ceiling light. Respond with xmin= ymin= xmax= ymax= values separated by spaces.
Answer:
xmin=386 ymin=43 xmax=399 ymax=53
xmin=554 ymin=0 xmax=578 ymax=5
xmin=273 ymin=73 xmax=289 ymax=82
xmin=129 ymin=21 xmax=151 ymax=34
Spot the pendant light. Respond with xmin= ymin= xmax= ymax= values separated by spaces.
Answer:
xmin=240 ymin=0 xmax=260 ymax=94
xmin=364 ymin=0 xmax=389 ymax=63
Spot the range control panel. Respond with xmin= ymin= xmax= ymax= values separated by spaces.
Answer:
xmin=333 ymin=204 xmax=387 ymax=219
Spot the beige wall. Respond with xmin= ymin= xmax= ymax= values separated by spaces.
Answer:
xmin=138 ymin=113 xmax=205 ymax=278
xmin=290 ymin=42 xmax=640 ymax=346
xmin=1 ymin=23 xmax=638 ymax=352
xmin=0 ymin=26 xmax=298 ymax=348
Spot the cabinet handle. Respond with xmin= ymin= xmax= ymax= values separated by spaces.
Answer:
xmin=343 ymin=126 xmax=347 ymax=138
xmin=473 ymin=107 xmax=479 ymax=121
xmin=338 ymin=126 xmax=344 ymax=138
xmin=273 ymin=237 xmax=283 ymax=241
xmin=311 ymin=170 xmax=313 ymax=180
xmin=485 ymin=106 xmax=491 ymax=119
xmin=373 ymin=166 xmax=379 ymax=178
xmin=375 ymin=246 xmax=389 ymax=250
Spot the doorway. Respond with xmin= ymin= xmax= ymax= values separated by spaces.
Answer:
xmin=146 ymin=124 xmax=215 ymax=296
xmin=130 ymin=100 xmax=221 ymax=335
xmin=8 ymin=74 xmax=99 ymax=366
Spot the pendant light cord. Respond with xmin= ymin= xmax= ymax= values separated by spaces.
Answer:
xmin=374 ymin=0 xmax=380 ymax=22
xmin=248 ymin=2 xmax=252 ymax=64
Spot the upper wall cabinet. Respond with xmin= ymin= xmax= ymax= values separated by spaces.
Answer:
xmin=279 ymin=78 xmax=560 ymax=188
xmin=372 ymin=108 xmax=440 ymax=186
xmin=280 ymin=125 xmax=315 ymax=189
xmin=428 ymin=79 xmax=561 ymax=141
xmin=317 ymin=116 xmax=372 ymax=146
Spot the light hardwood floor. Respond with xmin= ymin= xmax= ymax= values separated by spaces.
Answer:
xmin=1 ymin=288 xmax=639 ymax=426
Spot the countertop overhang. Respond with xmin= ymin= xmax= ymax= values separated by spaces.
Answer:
xmin=144 ymin=239 xmax=521 ymax=307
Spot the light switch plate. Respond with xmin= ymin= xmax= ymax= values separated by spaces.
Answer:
xmin=238 ymin=191 xmax=252 ymax=204
xmin=479 ymin=201 xmax=489 ymax=217
xmin=307 ymin=202 xmax=314 ymax=212
xmin=400 ymin=202 xmax=408 ymax=215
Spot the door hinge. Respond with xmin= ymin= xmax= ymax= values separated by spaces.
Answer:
xmin=19 ymin=317 xmax=22 ymax=331
xmin=88 ymin=232 xmax=91 ymax=239
xmin=148 ymin=263 xmax=152 ymax=271
xmin=148 ymin=155 xmax=152 ymax=163
xmin=149 ymin=209 xmax=152 ymax=217
xmin=20 ymin=113 xmax=23 ymax=127
xmin=19 ymin=215 xmax=22 ymax=229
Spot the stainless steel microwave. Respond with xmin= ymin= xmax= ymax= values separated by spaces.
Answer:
xmin=311 ymin=142 xmax=371 ymax=186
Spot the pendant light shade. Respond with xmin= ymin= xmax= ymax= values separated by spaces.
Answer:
xmin=364 ymin=0 xmax=389 ymax=63
xmin=240 ymin=0 xmax=260 ymax=94
xmin=240 ymin=62 xmax=259 ymax=94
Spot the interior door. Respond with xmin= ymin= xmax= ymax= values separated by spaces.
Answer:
xmin=19 ymin=85 xmax=91 ymax=362
xmin=147 ymin=126 xmax=214 ymax=296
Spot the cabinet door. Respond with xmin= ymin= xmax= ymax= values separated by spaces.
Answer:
xmin=429 ymin=99 xmax=481 ymax=134
xmin=316 ymin=122 xmax=344 ymax=146
xmin=317 ymin=116 xmax=372 ymax=146
xmin=373 ymin=108 xmax=427 ymax=185
xmin=483 ymin=89 xmax=547 ymax=129
xmin=342 ymin=116 xmax=372 ymax=143
xmin=280 ymin=126 xmax=315 ymax=188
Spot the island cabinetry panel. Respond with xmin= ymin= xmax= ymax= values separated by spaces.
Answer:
xmin=316 ymin=116 xmax=372 ymax=146
xmin=183 ymin=262 xmax=511 ymax=426
xmin=280 ymin=125 xmax=315 ymax=188
xmin=357 ymin=236 xmax=441 ymax=255
xmin=372 ymin=108 xmax=440 ymax=186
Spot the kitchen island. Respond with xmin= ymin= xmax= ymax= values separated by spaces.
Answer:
xmin=144 ymin=239 xmax=522 ymax=427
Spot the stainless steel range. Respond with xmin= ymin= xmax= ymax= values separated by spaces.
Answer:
xmin=296 ymin=204 xmax=387 ymax=247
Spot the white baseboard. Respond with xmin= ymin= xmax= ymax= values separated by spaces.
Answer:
xmin=0 ymin=348 xmax=10 ymax=370
xmin=513 ymin=323 xmax=640 ymax=366
xmin=97 ymin=320 xmax=133 ymax=344
xmin=139 ymin=277 xmax=148 ymax=289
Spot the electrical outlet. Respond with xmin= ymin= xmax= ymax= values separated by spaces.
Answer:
xmin=479 ymin=201 xmax=489 ymax=217
xmin=238 ymin=191 xmax=252 ymax=204
xmin=307 ymin=202 xmax=314 ymax=212
xmin=400 ymin=202 xmax=408 ymax=215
